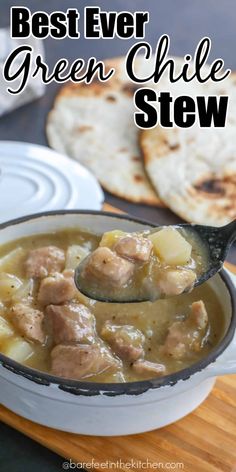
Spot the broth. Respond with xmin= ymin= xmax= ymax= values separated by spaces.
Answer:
xmin=0 ymin=229 xmax=225 ymax=383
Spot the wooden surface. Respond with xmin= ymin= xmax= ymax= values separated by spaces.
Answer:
xmin=0 ymin=204 xmax=236 ymax=472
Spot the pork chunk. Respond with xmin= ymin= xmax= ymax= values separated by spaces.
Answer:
xmin=46 ymin=302 xmax=96 ymax=344
xmin=11 ymin=303 xmax=45 ymax=344
xmin=51 ymin=343 xmax=121 ymax=379
xmin=101 ymin=323 xmax=145 ymax=362
xmin=38 ymin=271 xmax=76 ymax=306
xmin=25 ymin=246 xmax=65 ymax=279
xmin=114 ymin=235 xmax=153 ymax=262
xmin=190 ymin=300 xmax=208 ymax=329
xmin=83 ymin=247 xmax=134 ymax=287
xmin=132 ymin=359 xmax=166 ymax=376
xmin=160 ymin=300 xmax=209 ymax=359
xmin=156 ymin=269 xmax=196 ymax=296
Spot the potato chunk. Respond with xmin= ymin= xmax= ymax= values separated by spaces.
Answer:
xmin=4 ymin=337 xmax=34 ymax=362
xmin=99 ymin=230 xmax=125 ymax=249
xmin=65 ymin=245 xmax=89 ymax=270
xmin=0 ymin=248 xmax=24 ymax=272
xmin=12 ymin=279 xmax=34 ymax=303
xmin=149 ymin=228 xmax=192 ymax=266
xmin=0 ymin=273 xmax=22 ymax=301
xmin=0 ymin=316 xmax=14 ymax=339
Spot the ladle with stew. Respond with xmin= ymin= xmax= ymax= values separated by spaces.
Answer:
xmin=74 ymin=220 xmax=236 ymax=303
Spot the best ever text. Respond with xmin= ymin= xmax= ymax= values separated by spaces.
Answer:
xmin=11 ymin=7 xmax=149 ymax=39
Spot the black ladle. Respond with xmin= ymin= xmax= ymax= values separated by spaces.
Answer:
xmin=74 ymin=220 xmax=236 ymax=303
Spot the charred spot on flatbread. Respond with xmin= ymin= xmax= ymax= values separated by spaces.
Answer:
xmin=106 ymin=95 xmax=117 ymax=102
xmin=193 ymin=174 xmax=236 ymax=200
xmin=168 ymin=142 xmax=180 ymax=151
xmin=134 ymin=174 xmax=144 ymax=182
xmin=187 ymin=173 xmax=236 ymax=221
xmin=122 ymin=83 xmax=140 ymax=96
xmin=77 ymin=125 xmax=94 ymax=133
xmin=193 ymin=177 xmax=226 ymax=197
xmin=141 ymin=128 xmax=180 ymax=160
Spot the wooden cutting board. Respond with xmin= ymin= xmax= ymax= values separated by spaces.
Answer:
xmin=0 ymin=204 xmax=236 ymax=472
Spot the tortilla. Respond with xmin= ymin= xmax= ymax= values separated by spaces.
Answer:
xmin=46 ymin=57 xmax=163 ymax=206
xmin=141 ymin=72 xmax=236 ymax=226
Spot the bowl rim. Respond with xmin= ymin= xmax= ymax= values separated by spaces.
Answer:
xmin=0 ymin=209 xmax=235 ymax=396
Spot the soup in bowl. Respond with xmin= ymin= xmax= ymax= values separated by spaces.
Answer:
xmin=0 ymin=211 xmax=235 ymax=435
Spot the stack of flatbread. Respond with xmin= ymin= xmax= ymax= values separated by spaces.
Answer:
xmin=47 ymin=56 xmax=236 ymax=226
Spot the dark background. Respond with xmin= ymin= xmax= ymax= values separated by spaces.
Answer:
xmin=0 ymin=1 xmax=236 ymax=471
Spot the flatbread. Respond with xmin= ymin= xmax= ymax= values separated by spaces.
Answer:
xmin=46 ymin=57 xmax=163 ymax=206
xmin=141 ymin=73 xmax=236 ymax=226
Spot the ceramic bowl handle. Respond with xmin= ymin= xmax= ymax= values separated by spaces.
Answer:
xmin=206 ymin=271 xmax=236 ymax=377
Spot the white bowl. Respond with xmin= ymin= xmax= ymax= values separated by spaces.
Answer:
xmin=0 ymin=211 xmax=235 ymax=436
